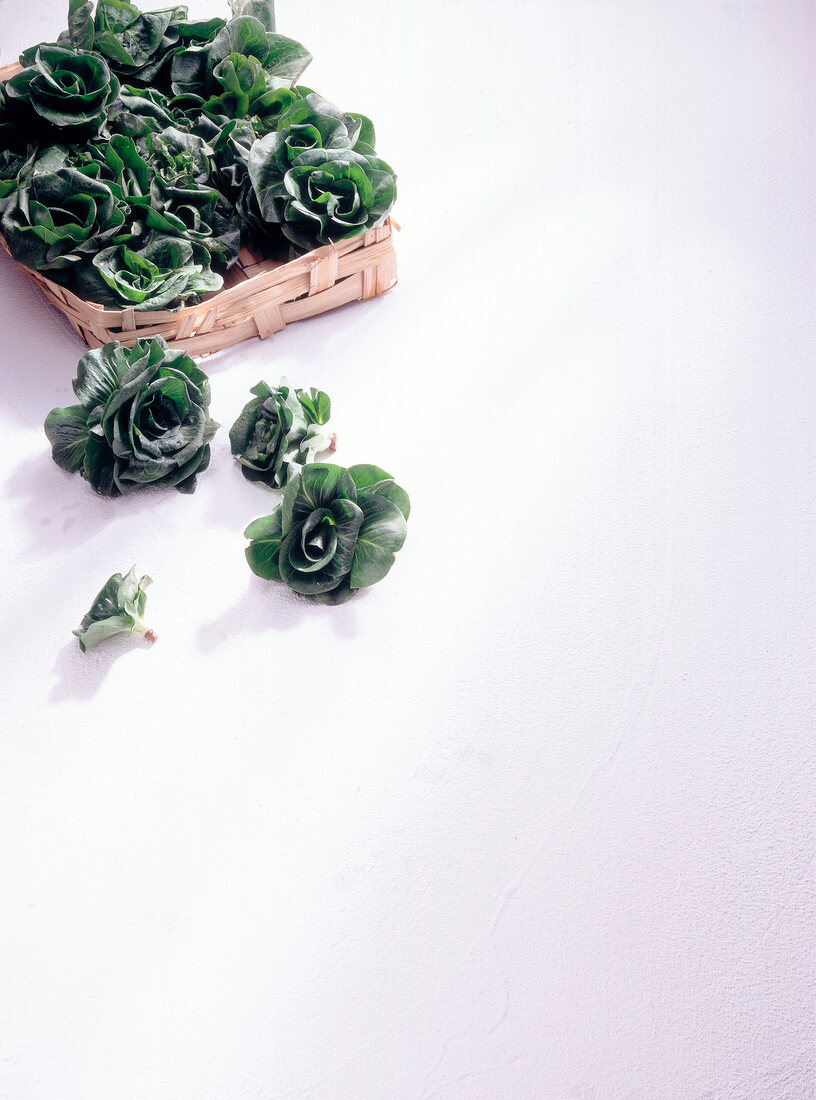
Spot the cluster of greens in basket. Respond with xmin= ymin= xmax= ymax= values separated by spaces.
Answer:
xmin=0 ymin=0 xmax=397 ymax=312
xmin=46 ymin=336 xmax=409 ymax=638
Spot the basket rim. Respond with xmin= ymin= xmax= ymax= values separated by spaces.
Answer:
xmin=0 ymin=220 xmax=394 ymax=324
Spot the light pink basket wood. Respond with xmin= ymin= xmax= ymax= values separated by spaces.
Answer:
xmin=0 ymin=60 xmax=398 ymax=357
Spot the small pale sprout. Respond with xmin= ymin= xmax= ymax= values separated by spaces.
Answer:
xmin=73 ymin=568 xmax=156 ymax=652
xmin=229 ymin=379 xmax=335 ymax=488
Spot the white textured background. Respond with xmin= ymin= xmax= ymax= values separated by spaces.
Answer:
xmin=1 ymin=1 xmax=815 ymax=1097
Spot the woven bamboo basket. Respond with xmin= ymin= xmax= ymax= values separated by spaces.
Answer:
xmin=0 ymin=60 xmax=398 ymax=357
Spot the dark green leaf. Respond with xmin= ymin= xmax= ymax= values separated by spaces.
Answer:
xmin=348 ymin=463 xmax=393 ymax=489
xmin=245 ymin=508 xmax=283 ymax=579
xmin=229 ymin=0 xmax=276 ymax=31
xmin=83 ymin=430 xmax=118 ymax=495
xmin=282 ymin=462 xmax=356 ymax=532
xmin=43 ymin=405 xmax=90 ymax=472
xmin=68 ymin=0 xmax=95 ymax=51
xmin=74 ymin=343 xmax=124 ymax=409
xmin=328 ymin=496 xmax=364 ymax=573
xmin=348 ymin=112 xmax=376 ymax=151
xmin=278 ymin=531 xmax=345 ymax=595
xmin=262 ymin=32 xmax=312 ymax=83
xmin=244 ymin=509 xmax=282 ymax=540
xmin=5 ymin=47 xmax=117 ymax=139
xmin=246 ymin=462 xmax=408 ymax=602
xmin=45 ymin=337 xmax=216 ymax=496
xmin=349 ymin=465 xmax=411 ymax=520
xmin=207 ymin=17 xmax=269 ymax=75
xmin=350 ymin=493 xmax=408 ymax=589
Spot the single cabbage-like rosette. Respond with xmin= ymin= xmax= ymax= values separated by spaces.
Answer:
xmin=77 ymin=233 xmax=222 ymax=309
xmin=5 ymin=45 xmax=119 ymax=139
xmin=44 ymin=336 xmax=218 ymax=496
xmin=247 ymin=98 xmax=396 ymax=253
xmin=1 ymin=167 xmax=127 ymax=272
xmin=244 ymin=463 xmax=409 ymax=603
xmin=246 ymin=93 xmax=367 ymax=209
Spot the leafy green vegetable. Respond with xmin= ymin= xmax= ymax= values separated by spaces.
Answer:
xmin=244 ymin=93 xmax=395 ymax=252
xmin=66 ymin=0 xmax=96 ymax=53
xmin=55 ymin=0 xmax=226 ymax=86
xmin=93 ymin=0 xmax=182 ymax=82
xmin=204 ymin=115 xmax=289 ymax=255
xmin=65 ymin=135 xmax=155 ymax=225
xmin=44 ymin=336 xmax=218 ymax=496
xmin=5 ymin=45 xmax=119 ymax=139
xmin=170 ymin=13 xmax=311 ymax=106
xmin=1 ymin=167 xmax=128 ymax=272
xmin=0 ymin=107 xmax=71 ymax=209
xmin=148 ymin=125 xmax=213 ymax=185
xmin=0 ymin=146 xmax=38 ymax=210
xmin=142 ymin=178 xmax=240 ymax=263
xmin=249 ymin=142 xmax=396 ymax=252
xmin=71 ymin=123 xmax=243 ymax=265
xmin=229 ymin=378 xmax=334 ymax=487
xmin=196 ymin=52 xmax=297 ymax=129
xmin=109 ymin=83 xmax=178 ymax=137
xmin=244 ymin=463 xmax=409 ymax=603
xmin=76 ymin=233 xmax=222 ymax=308
xmin=128 ymin=126 xmax=240 ymax=263
xmin=247 ymin=93 xmax=357 ymax=208
xmin=229 ymin=0 xmax=275 ymax=31
xmin=73 ymin=566 xmax=156 ymax=650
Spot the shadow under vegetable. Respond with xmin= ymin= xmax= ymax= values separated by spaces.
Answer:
xmin=50 ymin=633 xmax=153 ymax=702
xmin=7 ymin=452 xmax=177 ymax=554
xmin=197 ymin=575 xmax=363 ymax=652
